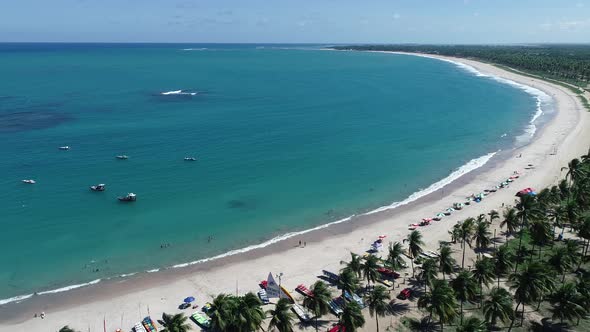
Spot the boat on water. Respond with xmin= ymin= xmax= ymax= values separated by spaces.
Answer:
xmin=184 ymin=157 xmax=197 ymax=161
xmin=116 ymin=155 xmax=129 ymax=160
xmin=58 ymin=146 xmax=70 ymax=150
xmin=90 ymin=184 xmax=106 ymax=191
xmin=22 ymin=179 xmax=36 ymax=184
xmin=118 ymin=193 xmax=137 ymax=202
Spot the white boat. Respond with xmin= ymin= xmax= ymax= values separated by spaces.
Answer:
xmin=22 ymin=179 xmax=36 ymax=184
xmin=90 ymin=184 xmax=106 ymax=191
xmin=116 ymin=155 xmax=129 ymax=160
xmin=118 ymin=193 xmax=137 ymax=202
xmin=58 ymin=146 xmax=70 ymax=150
xmin=184 ymin=157 xmax=197 ymax=161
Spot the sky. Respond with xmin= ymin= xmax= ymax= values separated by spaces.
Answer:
xmin=1 ymin=0 xmax=589 ymax=43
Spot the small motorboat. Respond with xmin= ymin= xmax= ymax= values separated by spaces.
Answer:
xmin=22 ymin=179 xmax=36 ymax=184
xmin=90 ymin=184 xmax=106 ymax=191
xmin=116 ymin=155 xmax=129 ymax=160
xmin=118 ymin=193 xmax=137 ymax=202
xmin=58 ymin=146 xmax=70 ymax=150
xmin=184 ymin=157 xmax=197 ymax=161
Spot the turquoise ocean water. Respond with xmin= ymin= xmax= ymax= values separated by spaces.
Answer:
xmin=0 ymin=44 xmax=544 ymax=302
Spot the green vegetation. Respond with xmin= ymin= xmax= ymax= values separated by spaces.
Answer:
xmin=158 ymin=313 xmax=192 ymax=332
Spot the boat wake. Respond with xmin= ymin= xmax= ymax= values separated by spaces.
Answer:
xmin=0 ymin=150 xmax=498 ymax=307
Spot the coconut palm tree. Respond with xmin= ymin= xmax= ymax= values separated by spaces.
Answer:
xmin=508 ymin=262 xmax=553 ymax=329
xmin=483 ymin=287 xmax=514 ymax=328
xmin=239 ymin=292 xmax=266 ymax=332
xmin=387 ymin=241 xmax=405 ymax=271
xmin=339 ymin=301 xmax=365 ymax=332
xmin=474 ymin=221 xmax=491 ymax=252
xmin=451 ymin=270 xmax=478 ymax=324
xmin=438 ymin=244 xmax=456 ymax=280
xmin=493 ymin=245 xmax=514 ymax=287
xmin=406 ymin=230 xmax=424 ymax=277
xmin=566 ymin=158 xmax=586 ymax=188
xmin=449 ymin=223 xmax=462 ymax=244
xmin=267 ymin=298 xmax=295 ymax=332
xmin=458 ymin=218 xmax=476 ymax=268
xmin=209 ymin=294 xmax=235 ymax=332
xmin=159 ymin=313 xmax=192 ymax=332
xmin=303 ymin=281 xmax=332 ymax=332
xmin=558 ymin=179 xmax=570 ymax=201
xmin=455 ymin=316 xmax=486 ymax=332
xmin=548 ymin=282 xmax=587 ymax=325
xmin=514 ymin=195 xmax=542 ymax=272
xmin=529 ymin=219 xmax=552 ymax=259
xmin=472 ymin=257 xmax=495 ymax=306
xmin=340 ymin=252 xmax=362 ymax=278
xmin=550 ymin=204 xmax=567 ymax=239
xmin=338 ymin=267 xmax=359 ymax=296
xmin=418 ymin=258 xmax=438 ymax=292
xmin=361 ymin=254 xmax=380 ymax=287
xmin=58 ymin=327 xmax=78 ymax=332
xmin=417 ymin=279 xmax=458 ymax=331
xmin=500 ymin=208 xmax=519 ymax=240
xmin=547 ymin=246 xmax=574 ymax=283
xmin=577 ymin=215 xmax=590 ymax=258
xmin=365 ymin=285 xmax=390 ymax=332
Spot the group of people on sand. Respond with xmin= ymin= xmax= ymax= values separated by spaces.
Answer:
xmin=33 ymin=312 xmax=45 ymax=319
xmin=298 ymin=240 xmax=306 ymax=247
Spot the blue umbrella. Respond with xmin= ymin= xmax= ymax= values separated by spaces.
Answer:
xmin=184 ymin=296 xmax=195 ymax=303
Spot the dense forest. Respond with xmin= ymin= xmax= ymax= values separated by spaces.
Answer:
xmin=332 ymin=44 xmax=590 ymax=88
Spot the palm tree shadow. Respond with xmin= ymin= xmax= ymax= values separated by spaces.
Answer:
xmin=387 ymin=301 xmax=410 ymax=316
xmin=528 ymin=318 xmax=572 ymax=332
xmin=296 ymin=319 xmax=332 ymax=331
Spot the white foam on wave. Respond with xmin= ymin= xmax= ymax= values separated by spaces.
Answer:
xmin=182 ymin=48 xmax=208 ymax=51
xmin=146 ymin=269 xmax=160 ymax=273
xmin=0 ymin=293 xmax=34 ymax=306
xmin=160 ymin=90 xmax=198 ymax=96
xmin=37 ymin=279 xmax=101 ymax=296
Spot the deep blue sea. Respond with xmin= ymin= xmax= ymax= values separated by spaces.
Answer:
xmin=0 ymin=43 xmax=543 ymax=302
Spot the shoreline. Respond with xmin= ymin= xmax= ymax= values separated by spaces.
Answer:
xmin=1 ymin=53 xmax=588 ymax=331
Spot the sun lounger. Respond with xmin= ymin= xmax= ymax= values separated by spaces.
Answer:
xmin=329 ymin=298 xmax=344 ymax=316
xmin=292 ymin=303 xmax=313 ymax=322
xmin=344 ymin=290 xmax=365 ymax=308
xmin=142 ymin=317 xmax=157 ymax=332
xmin=322 ymin=270 xmax=340 ymax=282
xmin=329 ymin=324 xmax=345 ymax=332
xmin=258 ymin=289 xmax=270 ymax=304
xmin=133 ymin=323 xmax=148 ymax=332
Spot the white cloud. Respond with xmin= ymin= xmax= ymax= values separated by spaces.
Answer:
xmin=540 ymin=19 xmax=590 ymax=31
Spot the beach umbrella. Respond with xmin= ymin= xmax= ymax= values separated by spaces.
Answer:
xmin=378 ymin=235 xmax=387 ymax=239
xmin=184 ymin=296 xmax=195 ymax=303
xmin=436 ymin=213 xmax=445 ymax=218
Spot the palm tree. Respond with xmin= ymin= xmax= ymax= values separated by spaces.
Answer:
xmin=547 ymin=246 xmax=574 ymax=283
xmin=159 ymin=313 xmax=192 ymax=332
xmin=387 ymin=241 xmax=405 ymax=270
xmin=577 ymin=216 xmax=590 ymax=258
xmin=449 ymin=223 xmax=462 ymax=244
xmin=267 ymin=298 xmax=295 ymax=332
xmin=338 ymin=267 xmax=359 ymax=296
xmin=406 ymin=230 xmax=424 ymax=277
xmin=472 ymin=257 xmax=495 ymax=306
xmin=482 ymin=287 xmax=514 ymax=328
xmin=303 ymin=281 xmax=332 ymax=332
xmin=548 ymin=282 xmax=587 ymax=325
xmin=365 ymin=285 xmax=390 ymax=332
xmin=529 ymin=219 xmax=552 ymax=259
xmin=339 ymin=301 xmax=365 ymax=332
xmin=474 ymin=221 xmax=491 ymax=252
xmin=455 ymin=316 xmax=486 ymax=332
xmin=500 ymin=208 xmax=519 ymax=240
xmin=418 ymin=258 xmax=438 ymax=292
xmin=514 ymin=195 xmax=542 ymax=272
xmin=458 ymin=218 xmax=476 ymax=268
xmin=340 ymin=252 xmax=362 ymax=278
xmin=508 ymin=262 xmax=553 ymax=329
xmin=566 ymin=158 xmax=586 ymax=188
xmin=361 ymin=254 xmax=380 ymax=287
xmin=450 ymin=270 xmax=478 ymax=324
xmin=417 ymin=279 xmax=458 ymax=331
xmin=438 ymin=244 xmax=456 ymax=280
xmin=558 ymin=179 xmax=570 ymax=201
xmin=549 ymin=204 xmax=567 ymax=239
xmin=209 ymin=294 xmax=235 ymax=332
xmin=239 ymin=292 xmax=266 ymax=332
xmin=58 ymin=327 xmax=78 ymax=332
xmin=493 ymin=245 xmax=514 ymax=287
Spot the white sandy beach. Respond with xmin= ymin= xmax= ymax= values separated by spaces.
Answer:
xmin=1 ymin=53 xmax=589 ymax=332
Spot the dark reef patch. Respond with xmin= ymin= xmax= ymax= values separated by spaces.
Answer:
xmin=0 ymin=111 xmax=73 ymax=133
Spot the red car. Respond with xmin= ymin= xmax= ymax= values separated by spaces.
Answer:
xmin=397 ymin=288 xmax=412 ymax=300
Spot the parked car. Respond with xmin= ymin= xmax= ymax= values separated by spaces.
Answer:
xmin=397 ymin=288 xmax=412 ymax=300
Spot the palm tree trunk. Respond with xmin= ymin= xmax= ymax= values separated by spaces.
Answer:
xmin=520 ymin=303 xmax=525 ymax=326
xmin=460 ymin=300 xmax=464 ymax=325
xmin=410 ymin=256 xmax=415 ymax=277
xmin=376 ymin=315 xmax=379 ymax=332
xmin=440 ymin=319 xmax=444 ymax=332
xmin=508 ymin=302 xmax=520 ymax=332
xmin=462 ymin=239 xmax=467 ymax=268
